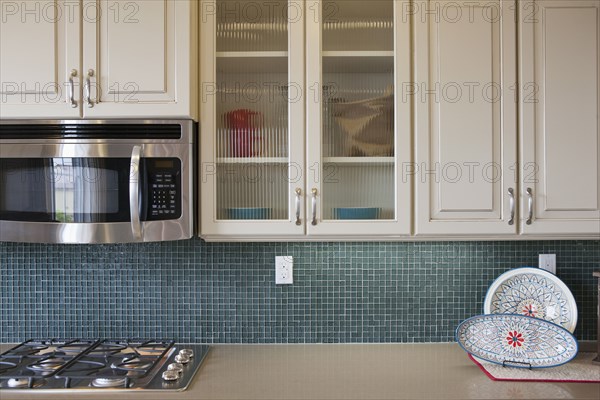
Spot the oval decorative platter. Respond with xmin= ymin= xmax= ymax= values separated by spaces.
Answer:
xmin=483 ymin=267 xmax=578 ymax=333
xmin=456 ymin=314 xmax=578 ymax=368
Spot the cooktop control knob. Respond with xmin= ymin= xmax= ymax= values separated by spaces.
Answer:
xmin=167 ymin=362 xmax=184 ymax=374
xmin=179 ymin=348 xmax=194 ymax=358
xmin=162 ymin=370 xmax=179 ymax=381
xmin=174 ymin=354 xmax=190 ymax=364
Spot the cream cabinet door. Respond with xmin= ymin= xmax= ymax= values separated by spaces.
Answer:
xmin=0 ymin=0 xmax=81 ymax=118
xmin=82 ymin=0 xmax=196 ymax=118
xmin=305 ymin=0 xmax=411 ymax=237
xmin=199 ymin=0 xmax=306 ymax=239
xmin=414 ymin=0 xmax=517 ymax=235
xmin=519 ymin=0 xmax=600 ymax=236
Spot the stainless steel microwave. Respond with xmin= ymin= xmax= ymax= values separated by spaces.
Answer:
xmin=0 ymin=120 xmax=194 ymax=244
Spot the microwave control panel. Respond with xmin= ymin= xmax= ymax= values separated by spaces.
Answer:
xmin=142 ymin=158 xmax=182 ymax=221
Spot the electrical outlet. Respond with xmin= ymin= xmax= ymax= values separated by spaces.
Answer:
xmin=275 ymin=256 xmax=293 ymax=285
xmin=539 ymin=254 xmax=556 ymax=274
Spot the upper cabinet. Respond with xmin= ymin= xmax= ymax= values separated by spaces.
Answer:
xmin=414 ymin=0 xmax=599 ymax=238
xmin=414 ymin=0 xmax=517 ymax=235
xmin=0 ymin=0 xmax=197 ymax=119
xmin=519 ymin=0 xmax=600 ymax=235
xmin=200 ymin=0 xmax=411 ymax=239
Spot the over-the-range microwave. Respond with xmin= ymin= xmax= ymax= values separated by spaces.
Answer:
xmin=0 ymin=120 xmax=195 ymax=244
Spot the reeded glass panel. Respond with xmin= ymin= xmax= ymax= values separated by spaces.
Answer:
xmin=215 ymin=0 xmax=290 ymax=220
xmin=321 ymin=0 xmax=395 ymax=221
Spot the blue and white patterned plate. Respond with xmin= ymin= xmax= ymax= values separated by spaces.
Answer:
xmin=483 ymin=267 xmax=578 ymax=333
xmin=456 ymin=314 xmax=578 ymax=368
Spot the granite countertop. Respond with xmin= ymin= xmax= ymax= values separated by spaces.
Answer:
xmin=1 ymin=343 xmax=598 ymax=400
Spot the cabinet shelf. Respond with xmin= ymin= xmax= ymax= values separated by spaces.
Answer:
xmin=217 ymin=157 xmax=288 ymax=164
xmin=323 ymin=157 xmax=394 ymax=165
xmin=323 ymin=53 xmax=393 ymax=73
xmin=217 ymin=53 xmax=288 ymax=74
xmin=216 ymin=51 xmax=288 ymax=58
xmin=323 ymin=51 xmax=394 ymax=57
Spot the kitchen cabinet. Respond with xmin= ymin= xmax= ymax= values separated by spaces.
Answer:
xmin=199 ymin=0 xmax=598 ymax=240
xmin=0 ymin=0 xmax=197 ymax=119
xmin=519 ymin=0 xmax=600 ymax=235
xmin=414 ymin=0 xmax=518 ymax=236
xmin=200 ymin=0 xmax=411 ymax=239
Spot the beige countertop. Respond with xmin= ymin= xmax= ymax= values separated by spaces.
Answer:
xmin=1 ymin=343 xmax=599 ymax=400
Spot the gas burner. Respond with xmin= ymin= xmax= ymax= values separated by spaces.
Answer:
xmin=26 ymin=357 xmax=66 ymax=376
xmin=88 ymin=343 xmax=128 ymax=355
xmin=111 ymin=357 xmax=153 ymax=372
xmin=136 ymin=341 xmax=170 ymax=355
xmin=63 ymin=360 xmax=105 ymax=374
xmin=0 ymin=361 xmax=17 ymax=374
xmin=5 ymin=378 xmax=46 ymax=389
xmin=91 ymin=377 xmax=129 ymax=388
xmin=57 ymin=343 xmax=95 ymax=355
xmin=9 ymin=344 xmax=49 ymax=356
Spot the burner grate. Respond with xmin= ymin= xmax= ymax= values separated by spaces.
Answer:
xmin=55 ymin=339 xmax=175 ymax=388
xmin=0 ymin=340 xmax=99 ymax=388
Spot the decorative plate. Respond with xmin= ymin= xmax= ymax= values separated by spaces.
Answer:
xmin=456 ymin=314 xmax=578 ymax=369
xmin=483 ymin=267 xmax=578 ymax=333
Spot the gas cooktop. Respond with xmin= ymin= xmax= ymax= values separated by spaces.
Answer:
xmin=0 ymin=339 xmax=209 ymax=391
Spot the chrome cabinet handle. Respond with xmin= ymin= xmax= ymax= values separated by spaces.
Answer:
xmin=311 ymin=188 xmax=318 ymax=226
xmin=295 ymin=188 xmax=302 ymax=226
xmin=508 ymin=188 xmax=515 ymax=225
xmin=130 ymin=145 xmax=144 ymax=241
xmin=68 ymin=69 xmax=77 ymax=108
xmin=85 ymin=69 xmax=94 ymax=108
xmin=526 ymin=188 xmax=533 ymax=225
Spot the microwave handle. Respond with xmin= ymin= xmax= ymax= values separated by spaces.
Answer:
xmin=130 ymin=145 xmax=144 ymax=241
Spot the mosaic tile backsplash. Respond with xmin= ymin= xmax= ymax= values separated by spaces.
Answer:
xmin=0 ymin=240 xmax=598 ymax=343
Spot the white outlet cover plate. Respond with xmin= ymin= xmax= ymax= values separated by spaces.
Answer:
xmin=275 ymin=256 xmax=293 ymax=285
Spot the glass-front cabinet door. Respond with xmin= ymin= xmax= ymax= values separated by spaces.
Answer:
xmin=200 ymin=0 xmax=305 ymax=237
xmin=306 ymin=0 xmax=411 ymax=236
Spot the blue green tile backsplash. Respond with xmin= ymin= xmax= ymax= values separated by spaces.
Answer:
xmin=1 ymin=240 xmax=598 ymax=343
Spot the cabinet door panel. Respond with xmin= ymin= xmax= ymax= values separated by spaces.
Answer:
xmin=305 ymin=0 xmax=411 ymax=236
xmin=0 ymin=0 xmax=80 ymax=118
xmin=415 ymin=0 xmax=517 ymax=235
xmin=83 ymin=0 xmax=194 ymax=118
xmin=199 ymin=0 xmax=305 ymax=238
xmin=520 ymin=0 xmax=600 ymax=235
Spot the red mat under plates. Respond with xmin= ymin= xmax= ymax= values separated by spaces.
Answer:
xmin=468 ymin=353 xmax=600 ymax=383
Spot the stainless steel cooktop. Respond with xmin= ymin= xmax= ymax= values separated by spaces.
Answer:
xmin=0 ymin=339 xmax=209 ymax=391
